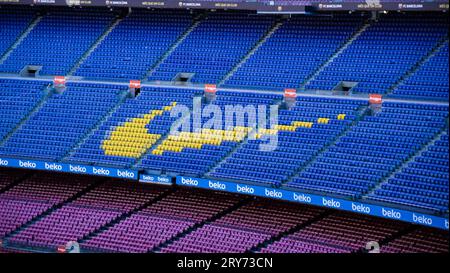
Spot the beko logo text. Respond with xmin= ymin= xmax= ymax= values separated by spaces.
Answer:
xmin=19 ymin=160 xmax=37 ymax=168
xmin=117 ymin=170 xmax=135 ymax=178
xmin=45 ymin=163 xmax=63 ymax=171
xmin=69 ymin=165 xmax=87 ymax=173
xmin=209 ymin=181 xmax=226 ymax=190
xmin=236 ymin=184 xmax=254 ymax=194
xmin=265 ymin=189 xmax=282 ymax=198
xmin=293 ymin=193 xmax=312 ymax=203
xmin=93 ymin=167 xmax=110 ymax=176
xmin=445 ymin=220 xmax=448 ymax=229
xmin=181 ymin=177 xmax=198 ymax=186
xmin=0 ymin=159 xmax=9 ymax=166
xmin=143 ymin=175 xmax=155 ymax=181
xmin=158 ymin=177 xmax=170 ymax=183
xmin=142 ymin=176 xmax=170 ymax=183
xmin=352 ymin=203 xmax=370 ymax=214
xmin=322 ymin=198 xmax=340 ymax=208
xmin=413 ymin=214 xmax=432 ymax=225
xmin=382 ymin=208 xmax=401 ymax=219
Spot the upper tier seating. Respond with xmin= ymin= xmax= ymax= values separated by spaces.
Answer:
xmin=288 ymin=102 xmax=449 ymax=199
xmin=0 ymin=8 xmax=35 ymax=58
xmin=259 ymin=211 xmax=408 ymax=253
xmin=80 ymin=188 xmax=242 ymax=253
xmin=392 ymin=42 xmax=449 ymax=100
xmin=0 ymin=83 xmax=126 ymax=161
xmin=0 ymin=8 xmax=115 ymax=75
xmin=74 ymin=10 xmax=193 ymax=81
xmin=67 ymin=87 xmax=201 ymax=168
xmin=148 ymin=12 xmax=275 ymax=84
xmin=137 ymin=91 xmax=280 ymax=176
xmin=306 ymin=13 xmax=448 ymax=94
xmin=224 ymin=14 xmax=365 ymax=89
xmin=366 ymin=131 xmax=449 ymax=213
xmin=0 ymin=173 xmax=93 ymax=238
xmin=161 ymin=199 xmax=324 ymax=253
xmin=8 ymin=180 xmax=166 ymax=250
xmin=209 ymin=97 xmax=364 ymax=186
xmin=0 ymin=79 xmax=49 ymax=140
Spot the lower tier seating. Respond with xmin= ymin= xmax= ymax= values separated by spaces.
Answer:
xmin=7 ymin=180 xmax=166 ymax=250
xmin=1 ymin=171 xmax=448 ymax=253
xmin=381 ymin=228 xmax=449 ymax=253
xmin=259 ymin=212 xmax=408 ymax=253
xmin=0 ymin=173 xmax=95 ymax=238
xmin=80 ymin=188 xmax=242 ymax=253
xmin=160 ymin=199 xmax=324 ymax=253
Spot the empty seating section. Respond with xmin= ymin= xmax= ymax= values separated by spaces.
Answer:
xmin=381 ymin=228 xmax=449 ymax=253
xmin=148 ymin=12 xmax=274 ymax=83
xmin=74 ymin=10 xmax=192 ymax=81
xmin=0 ymin=8 xmax=448 ymax=254
xmin=288 ymin=103 xmax=449 ymax=198
xmin=137 ymin=91 xmax=279 ymax=176
xmin=8 ymin=181 xmax=165 ymax=250
xmin=259 ymin=212 xmax=407 ymax=253
xmin=1 ymin=172 xmax=448 ymax=253
xmin=67 ymin=87 xmax=200 ymax=168
xmin=160 ymin=200 xmax=324 ymax=253
xmin=209 ymin=97 xmax=363 ymax=186
xmin=0 ymin=83 xmax=126 ymax=161
xmin=0 ymin=169 xmax=25 ymax=191
xmin=0 ymin=173 xmax=93 ymax=238
xmin=392 ymin=42 xmax=449 ymax=100
xmin=0 ymin=79 xmax=48 ymax=140
xmin=366 ymin=131 xmax=449 ymax=213
xmin=0 ymin=8 xmax=35 ymax=58
xmin=306 ymin=13 xmax=448 ymax=94
xmin=81 ymin=189 xmax=241 ymax=253
xmin=0 ymin=8 xmax=114 ymax=75
xmin=224 ymin=14 xmax=364 ymax=89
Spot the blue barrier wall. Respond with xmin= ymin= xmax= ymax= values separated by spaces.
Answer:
xmin=176 ymin=176 xmax=449 ymax=230
xmin=0 ymin=157 xmax=138 ymax=180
